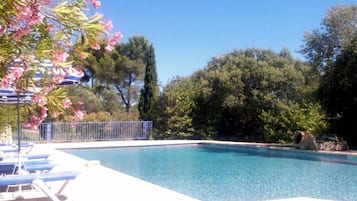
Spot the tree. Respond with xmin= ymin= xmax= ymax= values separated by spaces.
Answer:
xmin=84 ymin=36 xmax=149 ymax=115
xmin=114 ymin=36 xmax=149 ymax=113
xmin=318 ymin=37 xmax=357 ymax=146
xmin=158 ymin=77 xmax=199 ymax=139
xmin=153 ymin=48 xmax=324 ymax=142
xmin=0 ymin=0 xmax=122 ymax=128
xmin=138 ymin=44 xmax=159 ymax=121
xmin=67 ymin=85 xmax=103 ymax=114
xmin=301 ymin=4 xmax=357 ymax=146
xmin=192 ymin=49 xmax=325 ymax=142
xmin=300 ymin=4 xmax=357 ymax=72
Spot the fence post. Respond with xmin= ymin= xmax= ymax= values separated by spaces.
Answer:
xmin=46 ymin=122 xmax=52 ymax=141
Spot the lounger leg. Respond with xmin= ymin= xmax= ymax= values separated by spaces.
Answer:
xmin=32 ymin=179 xmax=61 ymax=201
xmin=55 ymin=180 xmax=70 ymax=196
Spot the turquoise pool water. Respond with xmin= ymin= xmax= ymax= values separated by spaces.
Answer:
xmin=66 ymin=144 xmax=357 ymax=201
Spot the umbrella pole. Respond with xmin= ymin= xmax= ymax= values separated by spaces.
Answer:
xmin=16 ymin=92 xmax=22 ymax=194
xmin=17 ymin=92 xmax=21 ymax=154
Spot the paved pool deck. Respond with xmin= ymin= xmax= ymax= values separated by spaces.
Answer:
xmin=1 ymin=140 xmax=355 ymax=201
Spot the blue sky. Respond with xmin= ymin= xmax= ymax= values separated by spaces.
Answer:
xmin=99 ymin=0 xmax=355 ymax=85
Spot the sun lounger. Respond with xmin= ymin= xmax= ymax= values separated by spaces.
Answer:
xmin=0 ymin=160 xmax=54 ymax=175
xmin=0 ymin=171 xmax=79 ymax=186
xmin=23 ymin=153 xmax=50 ymax=160
xmin=0 ymin=143 xmax=34 ymax=154
xmin=0 ymin=142 xmax=34 ymax=147
xmin=0 ymin=147 xmax=17 ymax=153
xmin=0 ymin=153 xmax=50 ymax=161
xmin=0 ymin=171 xmax=79 ymax=201
xmin=23 ymin=162 xmax=54 ymax=173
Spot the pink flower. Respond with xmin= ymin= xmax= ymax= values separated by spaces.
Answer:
xmin=63 ymin=98 xmax=72 ymax=109
xmin=91 ymin=43 xmax=100 ymax=50
xmin=28 ymin=3 xmax=42 ymax=25
xmin=39 ymin=106 xmax=48 ymax=119
xmin=15 ymin=3 xmax=32 ymax=21
xmin=76 ymin=101 xmax=84 ymax=106
xmin=1 ymin=80 xmax=9 ymax=88
xmin=32 ymin=94 xmax=47 ymax=105
xmin=52 ymin=50 xmax=69 ymax=65
xmin=0 ymin=67 xmax=25 ymax=87
xmin=0 ymin=25 xmax=6 ymax=35
xmin=12 ymin=67 xmax=24 ymax=80
xmin=97 ymin=13 xmax=104 ymax=20
xmin=73 ymin=109 xmax=84 ymax=121
xmin=105 ymin=32 xmax=123 ymax=51
xmin=23 ymin=115 xmax=43 ymax=129
xmin=28 ymin=14 xmax=42 ymax=26
xmin=42 ymin=84 xmax=57 ymax=95
xmin=88 ymin=0 xmax=101 ymax=9
xmin=105 ymin=44 xmax=114 ymax=51
xmin=104 ymin=19 xmax=113 ymax=31
xmin=52 ymin=111 xmax=63 ymax=118
xmin=12 ymin=26 xmax=32 ymax=40
xmin=1 ymin=75 xmax=13 ymax=88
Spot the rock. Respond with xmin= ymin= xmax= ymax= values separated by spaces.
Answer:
xmin=317 ymin=133 xmax=339 ymax=142
xmin=316 ymin=133 xmax=349 ymax=151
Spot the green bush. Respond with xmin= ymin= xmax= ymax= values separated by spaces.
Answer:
xmin=260 ymin=101 xmax=328 ymax=143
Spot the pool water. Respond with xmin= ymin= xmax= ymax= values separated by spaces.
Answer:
xmin=66 ymin=144 xmax=357 ymax=201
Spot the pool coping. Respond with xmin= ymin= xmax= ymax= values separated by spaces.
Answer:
xmin=51 ymin=140 xmax=357 ymax=156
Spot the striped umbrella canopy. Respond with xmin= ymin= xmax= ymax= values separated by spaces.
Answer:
xmin=1 ymin=59 xmax=82 ymax=104
xmin=0 ymin=88 xmax=35 ymax=105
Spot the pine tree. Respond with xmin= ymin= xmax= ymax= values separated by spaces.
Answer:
xmin=139 ymin=44 xmax=159 ymax=121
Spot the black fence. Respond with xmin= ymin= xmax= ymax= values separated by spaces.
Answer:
xmin=15 ymin=121 xmax=152 ymax=142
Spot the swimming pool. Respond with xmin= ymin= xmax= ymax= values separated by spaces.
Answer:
xmin=65 ymin=143 xmax=357 ymax=201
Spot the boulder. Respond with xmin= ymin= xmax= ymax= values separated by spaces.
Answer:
xmin=316 ymin=133 xmax=349 ymax=151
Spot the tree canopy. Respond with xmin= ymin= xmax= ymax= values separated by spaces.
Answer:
xmin=318 ymin=37 xmax=357 ymax=146
xmin=82 ymin=36 xmax=150 ymax=116
xmin=300 ymin=4 xmax=357 ymax=72
xmin=155 ymin=48 xmax=326 ymax=142
xmin=301 ymin=4 xmax=357 ymax=147
xmin=138 ymin=44 xmax=159 ymax=121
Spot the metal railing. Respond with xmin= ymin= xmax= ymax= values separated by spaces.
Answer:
xmin=15 ymin=121 xmax=152 ymax=142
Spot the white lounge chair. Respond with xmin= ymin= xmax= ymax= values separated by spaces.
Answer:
xmin=0 ymin=171 xmax=79 ymax=201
